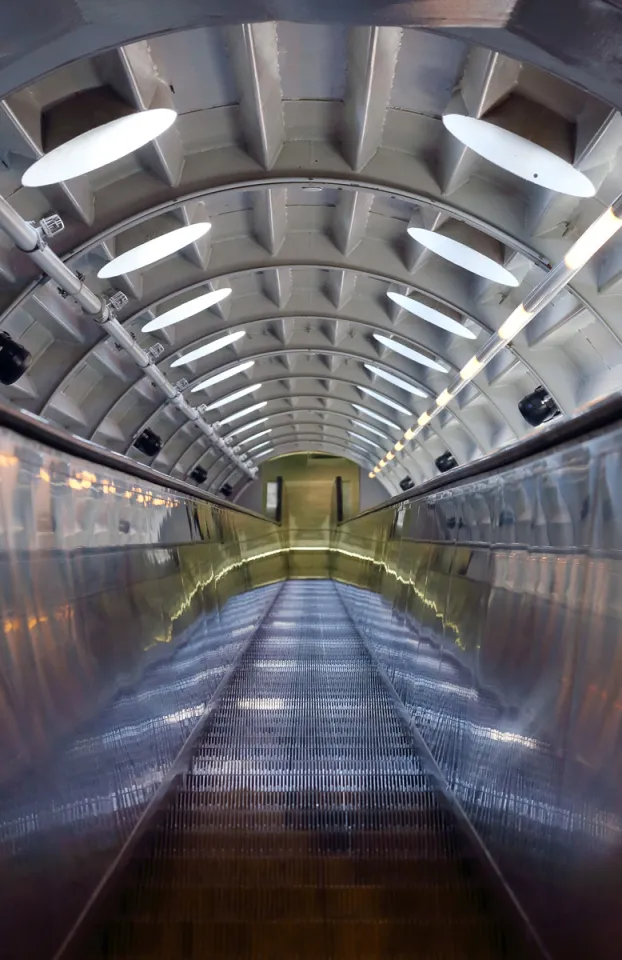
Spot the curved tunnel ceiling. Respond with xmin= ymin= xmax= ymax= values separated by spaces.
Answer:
xmin=1 ymin=20 xmax=622 ymax=496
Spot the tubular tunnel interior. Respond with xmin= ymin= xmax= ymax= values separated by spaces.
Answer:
xmin=1 ymin=397 xmax=621 ymax=960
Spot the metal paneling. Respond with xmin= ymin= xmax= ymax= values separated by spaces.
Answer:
xmin=334 ymin=419 xmax=622 ymax=960
xmin=0 ymin=425 xmax=284 ymax=960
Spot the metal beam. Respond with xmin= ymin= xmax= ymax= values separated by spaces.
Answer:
xmin=342 ymin=26 xmax=402 ymax=172
xmin=226 ymin=23 xmax=285 ymax=169
xmin=331 ymin=189 xmax=374 ymax=256
xmin=252 ymin=187 xmax=287 ymax=255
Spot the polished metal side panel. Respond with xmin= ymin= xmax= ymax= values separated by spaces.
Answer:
xmin=334 ymin=422 xmax=622 ymax=960
xmin=0 ymin=426 xmax=285 ymax=960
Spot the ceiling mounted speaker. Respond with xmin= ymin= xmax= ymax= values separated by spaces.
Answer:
xmin=190 ymin=466 xmax=207 ymax=484
xmin=133 ymin=428 xmax=162 ymax=458
xmin=0 ymin=332 xmax=31 ymax=385
xmin=399 ymin=476 xmax=414 ymax=492
xmin=435 ymin=451 xmax=458 ymax=473
xmin=518 ymin=386 xmax=561 ymax=427
xmin=220 ymin=483 xmax=233 ymax=499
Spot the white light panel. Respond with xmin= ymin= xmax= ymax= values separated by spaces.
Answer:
xmin=358 ymin=386 xmax=411 ymax=416
xmin=443 ymin=115 xmax=595 ymax=198
xmin=407 ymin=228 xmax=519 ymax=286
xmin=142 ymin=289 xmax=232 ymax=332
xmin=191 ymin=360 xmax=254 ymax=392
xmin=205 ymin=384 xmax=260 ymax=411
xmin=218 ymin=401 xmax=268 ymax=426
xmin=364 ymin=364 xmax=427 ymax=397
xmin=226 ymin=417 xmax=269 ymax=439
xmin=171 ymin=331 xmax=245 ymax=368
xmin=373 ymin=334 xmax=447 ymax=372
xmin=386 ymin=292 xmax=476 ymax=339
xmin=99 ymin=223 xmax=211 ymax=279
xmin=351 ymin=403 xmax=400 ymax=430
xmin=22 ymin=109 xmax=177 ymax=186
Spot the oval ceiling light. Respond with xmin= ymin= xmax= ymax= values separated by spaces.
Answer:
xmin=191 ymin=360 xmax=254 ymax=392
xmin=363 ymin=363 xmax=427 ymax=398
xmin=227 ymin=417 xmax=269 ymax=439
xmin=171 ymin=331 xmax=245 ymax=368
xmin=218 ymin=401 xmax=267 ymax=426
xmin=247 ymin=440 xmax=272 ymax=453
xmin=358 ymin=386 xmax=411 ymax=416
xmin=205 ymin=384 xmax=260 ymax=411
xmin=348 ymin=432 xmax=381 ymax=450
xmin=350 ymin=443 xmax=374 ymax=460
xmin=142 ymin=289 xmax=232 ymax=333
xmin=373 ymin=333 xmax=448 ymax=373
xmin=239 ymin=428 xmax=271 ymax=445
xmin=351 ymin=419 xmax=392 ymax=441
xmin=22 ymin=109 xmax=177 ymax=187
xmin=386 ymin=292 xmax=476 ymax=340
xmin=351 ymin=404 xmax=400 ymax=431
xmin=443 ymin=115 xmax=595 ymax=198
xmin=407 ymin=228 xmax=519 ymax=287
xmin=99 ymin=223 xmax=210 ymax=279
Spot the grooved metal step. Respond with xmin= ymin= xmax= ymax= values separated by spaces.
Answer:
xmin=87 ymin=581 xmax=529 ymax=959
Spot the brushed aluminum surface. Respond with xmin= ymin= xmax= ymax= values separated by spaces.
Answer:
xmin=0 ymin=424 xmax=283 ymax=960
xmin=334 ymin=416 xmax=622 ymax=960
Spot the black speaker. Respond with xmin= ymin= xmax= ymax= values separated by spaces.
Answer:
xmin=190 ymin=466 xmax=207 ymax=484
xmin=435 ymin=451 xmax=458 ymax=473
xmin=0 ymin=332 xmax=31 ymax=385
xmin=399 ymin=476 xmax=414 ymax=492
xmin=133 ymin=428 xmax=162 ymax=458
xmin=518 ymin=386 xmax=560 ymax=427
xmin=220 ymin=483 xmax=233 ymax=499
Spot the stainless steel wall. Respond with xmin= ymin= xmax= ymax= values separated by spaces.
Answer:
xmin=0 ymin=425 xmax=285 ymax=960
xmin=333 ymin=419 xmax=622 ymax=960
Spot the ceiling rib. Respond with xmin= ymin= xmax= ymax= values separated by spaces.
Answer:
xmin=0 ymin=196 xmax=254 ymax=477
xmin=342 ymin=27 xmax=402 ymax=172
xmin=1 ymin=22 xmax=621 ymax=491
xmin=226 ymin=23 xmax=284 ymax=170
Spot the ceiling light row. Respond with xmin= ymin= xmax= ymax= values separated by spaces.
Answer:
xmin=17 ymin=105 xmax=601 ymax=488
xmin=370 ymin=198 xmax=622 ymax=478
xmin=17 ymin=108 xmax=259 ymax=478
xmin=22 ymin=103 xmax=594 ymax=204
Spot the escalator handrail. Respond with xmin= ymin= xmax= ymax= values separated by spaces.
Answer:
xmin=0 ymin=400 xmax=276 ymax=523
xmin=340 ymin=390 xmax=622 ymax=522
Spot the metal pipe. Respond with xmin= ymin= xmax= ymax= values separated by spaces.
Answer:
xmin=105 ymin=317 xmax=150 ymax=368
xmin=0 ymin=195 xmax=255 ymax=478
xmin=0 ymin=202 xmax=40 ymax=251
xmin=143 ymin=363 xmax=177 ymax=400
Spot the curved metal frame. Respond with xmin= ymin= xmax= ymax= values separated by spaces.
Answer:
xmin=1 ymin=16 xmax=620 ymax=490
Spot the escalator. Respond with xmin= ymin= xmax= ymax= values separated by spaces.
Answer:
xmin=84 ymin=580 xmax=529 ymax=960
xmin=4 ymin=394 xmax=622 ymax=960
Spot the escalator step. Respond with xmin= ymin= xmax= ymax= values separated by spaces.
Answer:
xmin=86 ymin=581 xmax=529 ymax=959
